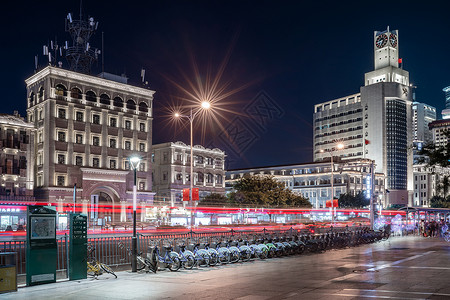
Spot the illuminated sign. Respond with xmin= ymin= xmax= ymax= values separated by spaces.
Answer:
xmin=365 ymin=175 xmax=371 ymax=199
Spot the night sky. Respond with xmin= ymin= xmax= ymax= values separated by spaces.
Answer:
xmin=2 ymin=1 xmax=450 ymax=169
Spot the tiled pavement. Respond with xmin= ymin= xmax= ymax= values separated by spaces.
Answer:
xmin=2 ymin=236 xmax=450 ymax=299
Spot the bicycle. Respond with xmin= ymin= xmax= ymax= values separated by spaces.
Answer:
xmin=86 ymin=245 xmax=117 ymax=278
xmin=118 ymin=242 xmax=157 ymax=273
xmin=148 ymin=240 xmax=181 ymax=272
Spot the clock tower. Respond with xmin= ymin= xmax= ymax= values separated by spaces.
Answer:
xmin=374 ymin=27 xmax=399 ymax=70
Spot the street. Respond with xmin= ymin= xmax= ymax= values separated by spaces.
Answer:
xmin=4 ymin=236 xmax=450 ymax=299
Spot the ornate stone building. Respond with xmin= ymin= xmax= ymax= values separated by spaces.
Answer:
xmin=152 ymin=141 xmax=226 ymax=205
xmin=0 ymin=113 xmax=35 ymax=198
xmin=25 ymin=66 xmax=155 ymax=223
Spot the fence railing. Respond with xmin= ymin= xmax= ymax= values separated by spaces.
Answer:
xmin=0 ymin=226 xmax=357 ymax=277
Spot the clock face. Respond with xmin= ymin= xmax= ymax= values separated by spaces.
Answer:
xmin=389 ymin=33 xmax=397 ymax=48
xmin=376 ymin=34 xmax=388 ymax=48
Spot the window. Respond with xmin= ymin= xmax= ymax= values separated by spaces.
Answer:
xmin=124 ymin=141 xmax=131 ymax=150
xmin=139 ymin=182 xmax=145 ymax=191
xmin=58 ymin=108 xmax=66 ymax=119
xmin=216 ymin=174 xmax=223 ymax=184
xmin=163 ymin=172 xmax=168 ymax=181
xmin=109 ymin=138 xmax=117 ymax=148
xmin=110 ymin=160 xmax=116 ymax=169
xmin=139 ymin=163 xmax=145 ymax=172
xmin=92 ymin=136 xmax=100 ymax=146
xmin=198 ymin=172 xmax=204 ymax=183
xmin=124 ymin=161 xmax=130 ymax=170
xmin=140 ymin=122 xmax=146 ymax=132
xmin=75 ymin=134 xmax=83 ymax=144
xmin=92 ymin=114 xmax=100 ymax=124
xmin=176 ymin=173 xmax=182 ymax=181
xmin=206 ymin=157 xmax=214 ymax=165
xmin=58 ymin=131 xmax=66 ymax=142
xmin=207 ymin=173 xmax=213 ymax=183
xmin=110 ymin=117 xmax=117 ymax=127
xmin=76 ymin=111 xmax=84 ymax=122
xmin=197 ymin=156 xmax=204 ymax=164
xmin=93 ymin=157 xmax=100 ymax=168
xmin=163 ymin=152 xmax=168 ymax=162
xmin=57 ymin=154 xmax=65 ymax=164
xmin=125 ymin=120 xmax=132 ymax=130
xmin=75 ymin=156 xmax=83 ymax=166
xmin=139 ymin=143 xmax=145 ymax=152
xmin=57 ymin=176 xmax=65 ymax=186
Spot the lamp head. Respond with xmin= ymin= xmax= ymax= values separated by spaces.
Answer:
xmin=174 ymin=112 xmax=180 ymax=118
xmin=129 ymin=156 xmax=141 ymax=169
xmin=201 ymin=101 xmax=211 ymax=109
xmin=337 ymin=143 xmax=344 ymax=150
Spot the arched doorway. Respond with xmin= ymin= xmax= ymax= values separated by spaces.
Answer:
xmin=90 ymin=187 xmax=120 ymax=225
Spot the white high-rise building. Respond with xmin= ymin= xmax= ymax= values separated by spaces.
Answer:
xmin=314 ymin=27 xmax=414 ymax=207
xmin=412 ymin=102 xmax=436 ymax=144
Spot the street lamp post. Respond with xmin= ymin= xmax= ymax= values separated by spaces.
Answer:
xmin=320 ymin=143 xmax=344 ymax=224
xmin=175 ymin=101 xmax=210 ymax=228
xmin=129 ymin=156 xmax=141 ymax=273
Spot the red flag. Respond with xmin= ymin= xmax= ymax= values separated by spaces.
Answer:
xmin=326 ymin=200 xmax=331 ymax=208
xmin=365 ymin=139 xmax=370 ymax=145
xmin=182 ymin=188 xmax=189 ymax=201
xmin=192 ymin=188 xmax=199 ymax=201
xmin=398 ymin=58 xmax=402 ymax=64
xmin=333 ymin=199 xmax=338 ymax=208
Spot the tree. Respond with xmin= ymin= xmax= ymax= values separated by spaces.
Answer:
xmin=230 ymin=175 xmax=311 ymax=208
xmin=200 ymin=193 xmax=229 ymax=206
xmin=338 ymin=192 xmax=369 ymax=208
xmin=418 ymin=130 xmax=450 ymax=168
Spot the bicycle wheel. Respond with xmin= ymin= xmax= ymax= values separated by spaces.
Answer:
xmin=137 ymin=256 xmax=146 ymax=271
xmin=167 ymin=254 xmax=181 ymax=272
xmin=183 ymin=254 xmax=195 ymax=270
xmin=100 ymin=263 xmax=117 ymax=278
xmin=208 ymin=251 xmax=219 ymax=266
xmin=230 ymin=249 xmax=240 ymax=263
xmin=87 ymin=262 xmax=97 ymax=277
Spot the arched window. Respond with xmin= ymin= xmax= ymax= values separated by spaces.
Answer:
xmin=100 ymin=94 xmax=110 ymax=105
xmin=55 ymin=84 xmax=67 ymax=96
xmin=139 ymin=102 xmax=148 ymax=112
xmin=29 ymin=92 xmax=35 ymax=106
xmin=207 ymin=173 xmax=214 ymax=183
xmin=216 ymin=174 xmax=223 ymax=184
xmin=126 ymin=99 xmax=136 ymax=110
xmin=38 ymin=87 xmax=44 ymax=100
xmin=70 ymin=87 xmax=82 ymax=99
xmin=85 ymin=91 xmax=97 ymax=102
xmin=198 ymin=172 xmax=204 ymax=183
xmin=113 ymin=96 xmax=124 ymax=108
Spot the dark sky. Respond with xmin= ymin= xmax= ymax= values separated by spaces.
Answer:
xmin=2 ymin=1 xmax=450 ymax=169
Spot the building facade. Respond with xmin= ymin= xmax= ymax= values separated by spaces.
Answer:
xmin=152 ymin=141 xmax=225 ymax=205
xmin=313 ymin=27 xmax=413 ymax=206
xmin=412 ymin=102 xmax=436 ymax=144
xmin=0 ymin=113 xmax=35 ymax=198
xmin=441 ymin=86 xmax=450 ymax=119
xmin=25 ymin=66 xmax=155 ymax=223
xmin=226 ymin=158 xmax=385 ymax=209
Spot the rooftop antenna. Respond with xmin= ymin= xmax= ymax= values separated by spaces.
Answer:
xmin=65 ymin=3 xmax=100 ymax=74
xmin=141 ymin=68 xmax=145 ymax=84
xmin=42 ymin=38 xmax=63 ymax=67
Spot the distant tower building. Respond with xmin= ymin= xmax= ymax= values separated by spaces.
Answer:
xmin=314 ymin=27 xmax=413 ymax=207
xmin=412 ymin=102 xmax=436 ymax=143
xmin=25 ymin=11 xmax=155 ymax=225
xmin=442 ymin=86 xmax=450 ymax=119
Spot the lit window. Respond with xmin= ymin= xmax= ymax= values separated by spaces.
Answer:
xmin=110 ymin=160 xmax=116 ymax=169
xmin=92 ymin=136 xmax=100 ymax=146
xmin=139 ymin=143 xmax=145 ymax=152
xmin=125 ymin=120 xmax=132 ymax=130
xmin=125 ymin=141 xmax=131 ymax=150
xmin=140 ymin=123 xmax=146 ymax=132
xmin=109 ymin=139 xmax=117 ymax=148
xmin=110 ymin=117 xmax=117 ymax=127
xmin=139 ymin=182 xmax=145 ymax=191
xmin=139 ymin=163 xmax=145 ymax=172
xmin=75 ymin=134 xmax=83 ymax=144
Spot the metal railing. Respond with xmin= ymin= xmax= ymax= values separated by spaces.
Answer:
xmin=0 ymin=225 xmax=358 ymax=277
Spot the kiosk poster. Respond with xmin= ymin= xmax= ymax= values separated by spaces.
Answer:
xmin=30 ymin=216 xmax=56 ymax=239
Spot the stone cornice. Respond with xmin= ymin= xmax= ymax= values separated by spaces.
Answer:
xmin=80 ymin=168 xmax=130 ymax=183
xmin=25 ymin=66 xmax=155 ymax=98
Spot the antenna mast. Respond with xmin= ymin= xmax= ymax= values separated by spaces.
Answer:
xmin=65 ymin=8 xmax=100 ymax=74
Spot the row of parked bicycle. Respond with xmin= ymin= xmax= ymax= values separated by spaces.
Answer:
xmin=134 ymin=228 xmax=390 ymax=273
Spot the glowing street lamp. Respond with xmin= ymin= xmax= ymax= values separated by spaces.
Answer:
xmin=129 ymin=155 xmax=141 ymax=272
xmin=320 ymin=143 xmax=344 ymax=224
xmin=174 ymin=101 xmax=211 ymax=228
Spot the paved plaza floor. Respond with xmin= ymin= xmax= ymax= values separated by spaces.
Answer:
xmin=3 ymin=236 xmax=450 ymax=299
